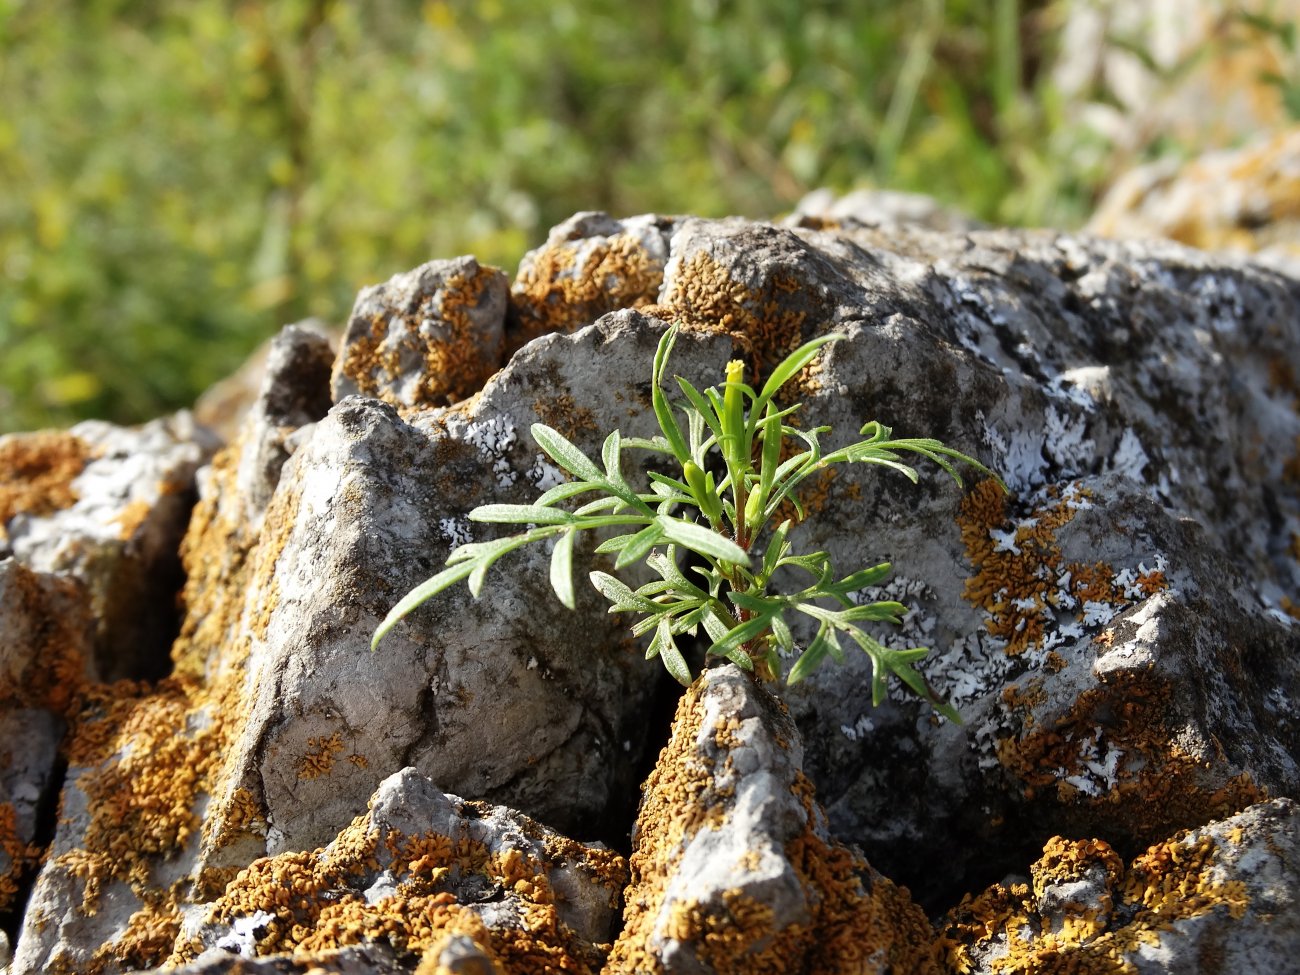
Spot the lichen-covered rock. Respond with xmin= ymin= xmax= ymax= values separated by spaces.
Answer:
xmin=10 ymin=326 xmax=336 ymax=975
xmin=153 ymin=942 xmax=411 ymax=974
xmin=0 ymin=558 xmax=96 ymax=917
xmin=169 ymin=768 xmax=624 ymax=974
xmin=0 ymin=412 xmax=217 ymax=681
xmin=940 ymin=798 xmax=1300 ymax=973
xmin=787 ymin=187 xmax=986 ymax=233
xmin=606 ymin=663 xmax=940 ymax=975
xmin=508 ymin=211 xmax=675 ymax=353
xmin=332 ymin=257 xmax=509 ymax=411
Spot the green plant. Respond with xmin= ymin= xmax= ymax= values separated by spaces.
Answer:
xmin=373 ymin=326 xmax=1001 ymax=719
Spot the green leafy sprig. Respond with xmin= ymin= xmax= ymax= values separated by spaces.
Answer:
xmin=373 ymin=325 xmax=1002 ymax=721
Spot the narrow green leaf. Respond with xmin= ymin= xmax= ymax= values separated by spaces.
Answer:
xmin=761 ymin=521 xmax=792 ymax=579
xmin=469 ymin=504 xmax=575 ymax=525
xmin=535 ymin=480 xmax=601 ymax=507
xmin=652 ymin=327 xmax=692 ymax=463
xmin=840 ymin=600 xmax=908 ymax=624
xmin=532 ymin=423 xmax=604 ymax=483
xmin=771 ymin=613 xmax=794 ymax=653
xmin=371 ymin=560 xmax=477 ymax=649
xmin=589 ymin=571 xmax=662 ymax=613
xmin=657 ymin=516 xmax=749 ymax=566
xmin=676 ymin=377 xmax=726 ymax=447
xmin=702 ymin=606 xmax=732 ymax=643
xmin=653 ymin=618 xmax=694 ymax=685
xmin=786 ymin=624 xmax=833 ymax=684
xmin=834 ymin=562 xmax=893 ymax=592
xmin=754 ymin=333 xmax=844 ymax=412
xmin=708 ymin=613 xmax=774 ymax=659
xmin=614 ymin=522 xmax=665 ymax=569
xmin=602 ymin=429 xmax=623 ymax=482
xmin=548 ymin=528 xmax=576 ymax=609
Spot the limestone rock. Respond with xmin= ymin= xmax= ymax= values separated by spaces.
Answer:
xmin=153 ymin=942 xmax=410 ymax=974
xmin=508 ymin=211 xmax=675 ymax=353
xmin=0 ymin=412 xmax=217 ymax=681
xmin=9 ymin=325 xmax=336 ymax=975
xmin=169 ymin=767 xmax=624 ymax=974
xmin=194 ymin=318 xmax=337 ymax=445
xmin=331 ymin=257 xmax=508 ymax=411
xmin=606 ymin=663 xmax=940 ymax=975
xmin=787 ymin=187 xmax=985 ymax=233
xmin=941 ymin=798 xmax=1300 ymax=973
xmin=0 ymin=558 xmax=96 ymax=919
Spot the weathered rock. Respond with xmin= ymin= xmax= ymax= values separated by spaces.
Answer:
xmin=508 ymin=211 xmax=675 ymax=353
xmin=0 ymin=413 xmax=217 ymax=681
xmin=194 ymin=318 xmax=337 ymax=444
xmin=787 ymin=187 xmax=986 ymax=233
xmin=606 ymin=663 xmax=940 ymax=975
xmin=170 ymin=768 xmax=624 ymax=973
xmin=331 ymin=257 xmax=509 ymax=411
xmin=153 ymin=941 xmax=410 ymax=974
xmin=941 ymin=798 xmax=1300 ymax=973
xmin=10 ymin=325 xmax=336 ymax=975
xmin=13 ymin=208 xmax=1300 ymax=970
xmin=0 ymin=558 xmax=96 ymax=919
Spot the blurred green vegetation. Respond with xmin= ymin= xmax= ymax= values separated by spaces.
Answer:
xmin=1 ymin=0 xmax=1117 ymax=433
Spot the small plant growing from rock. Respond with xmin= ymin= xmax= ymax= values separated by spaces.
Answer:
xmin=374 ymin=326 xmax=1000 ymax=719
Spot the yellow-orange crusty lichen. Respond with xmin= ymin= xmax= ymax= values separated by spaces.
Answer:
xmin=605 ymin=677 xmax=941 ymax=975
xmin=656 ymin=251 xmax=812 ymax=379
xmin=0 ymin=562 xmax=93 ymax=721
xmin=339 ymin=261 xmax=507 ymax=410
xmin=168 ymin=814 xmax=624 ymax=975
xmin=0 ymin=429 xmax=94 ymax=535
xmin=941 ymin=827 xmax=1250 ymax=973
xmin=531 ymin=393 xmax=598 ymax=442
xmin=0 ymin=802 xmax=42 ymax=913
xmin=995 ymin=668 xmax=1268 ymax=842
xmin=958 ymin=480 xmax=1167 ymax=656
xmin=297 ymin=731 xmax=347 ymax=780
xmin=510 ymin=230 xmax=665 ymax=352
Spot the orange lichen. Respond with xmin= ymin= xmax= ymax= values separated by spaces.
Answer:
xmin=0 ymin=802 xmax=42 ymax=913
xmin=958 ymin=481 xmax=1168 ymax=656
xmin=297 ymin=731 xmax=347 ymax=780
xmin=0 ymin=429 xmax=93 ymax=535
xmin=168 ymin=814 xmax=623 ymax=975
xmin=996 ymin=669 xmax=1268 ymax=843
xmin=656 ymin=251 xmax=812 ymax=378
xmin=531 ymin=393 xmax=598 ymax=441
xmin=509 ymin=229 xmax=665 ymax=352
xmin=0 ymin=562 xmax=93 ymax=721
xmin=941 ymin=827 xmax=1251 ymax=973
xmin=339 ymin=261 xmax=508 ymax=410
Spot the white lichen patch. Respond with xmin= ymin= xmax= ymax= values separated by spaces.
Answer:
xmin=438 ymin=516 xmax=473 ymax=547
xmin=448 ymin=415 xmax=519 ymax=487
xmin=526 ymin=454 xmax=567 ymax=491
xmin=1108 ymin=428 xmax=1150 ymax=483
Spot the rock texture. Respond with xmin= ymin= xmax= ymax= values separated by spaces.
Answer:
xmin=0 ymin=413 xmax=217 ymax=681
xmin=5 ymin=204 xmax=1300 ymax=973
xmin=169 ymin=767 xmax=625 ymax=974
xmin=606 ymin=663 xmax=939 ymax=975
xmin=941 ymin=798 xmax=1300 ymax=973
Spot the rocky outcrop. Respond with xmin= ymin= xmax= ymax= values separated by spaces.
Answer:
xmin=4 ymin=205 xmax=1300 ymax=973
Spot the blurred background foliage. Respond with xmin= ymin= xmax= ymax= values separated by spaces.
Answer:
xmin=0 ymin=0 xmax=1293 ymax=432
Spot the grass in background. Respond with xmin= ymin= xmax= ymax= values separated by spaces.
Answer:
xmin=0 ymin=0 xmax=1170 ymax=432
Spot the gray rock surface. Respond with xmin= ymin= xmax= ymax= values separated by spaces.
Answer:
xmin=8 ymin=207 xmax=1300 ymax=973
xmin=941 ymin=798 xmax=1300 ymax=974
